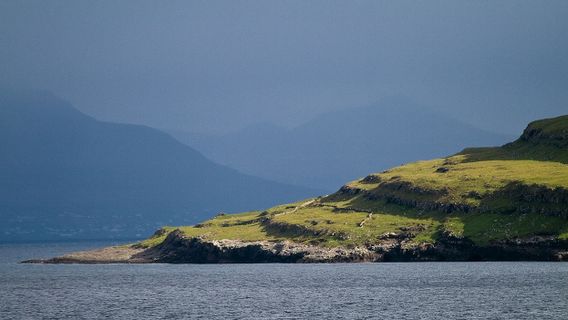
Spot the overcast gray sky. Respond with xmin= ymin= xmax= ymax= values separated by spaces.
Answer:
xmin=1 ymin=0 xmax=567 ymax=134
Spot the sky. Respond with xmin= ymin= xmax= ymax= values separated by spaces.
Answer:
xmin=1 ymin=0 xmax=567 ymax=135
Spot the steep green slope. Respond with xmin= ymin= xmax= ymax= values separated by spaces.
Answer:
xmin=87 ymin=115 xmax=568 ymax=262
xmin=459 ymin=115 xmax=568 ymax=163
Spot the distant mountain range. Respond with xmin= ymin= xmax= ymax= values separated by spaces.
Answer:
xmin=170 ymin=98 xmax=512 ymax=191
xmin=0 ymin=89 xmax=317 ymax=242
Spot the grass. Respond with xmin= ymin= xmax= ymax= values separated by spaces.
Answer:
xmin=136 ymin=211 xmax=283 ymax=248
xmin=460 ymin=143 xmax=568 ymax=164
xmin=136 ymin=200 xmax=444 ymax=248
xmin=456 ymin=212 xmax=568 ymax=246
xmin=136 ymin=195 xmax=568 ymax=249
xmin=134 ymin=115 xmax=568 ymax=250
xmin=458 ymin=115 xmax=568 ymax=164
xmin=353 ymin=157 xmax=568 ymax=192
xmin=526 ymin=115 xmax=568 ymax=136
xmin=270 ymin=204 xmax=440 ymax=247
xmin=347 ymin=156 xmax=568 ymax=211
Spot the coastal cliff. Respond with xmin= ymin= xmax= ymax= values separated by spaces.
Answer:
xmin=26 ymin=115 xmax=568 ymax=264
xmin=25 ymin=228 xmax=568 ymax=264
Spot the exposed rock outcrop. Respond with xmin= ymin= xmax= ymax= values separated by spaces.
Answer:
xmin=146 ymin=230 xmax=378 ymax=263
xmin=520 ymin=119 xmax=568 ymax=147
xmin=24 ymin=229 xmax=568 ymax=264
xmin=336 ymin=180 xmax=568 ymax=218
xmin=482 ymin=182 xmax=568 ymax=218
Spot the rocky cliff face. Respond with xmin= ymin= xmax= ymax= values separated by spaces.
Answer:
xmin=336 ymin=179 xmax=568 ymax=218
xmin=520 ymin=117 xmax=568 ymax=147
xmin=25 ymin=229 xmax=568 ymax=264
xmin=147 ymin=230 xmax=378 ymax=263
xmin=483 ymin=182 xmax=568 ymax=218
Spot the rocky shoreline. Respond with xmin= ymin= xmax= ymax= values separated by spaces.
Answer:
xmin=23 ymin=229 xmax=568 ymax=264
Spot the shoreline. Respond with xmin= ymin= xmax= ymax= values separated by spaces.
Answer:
xmin=23 ymin=229 xmax=568 ymax=264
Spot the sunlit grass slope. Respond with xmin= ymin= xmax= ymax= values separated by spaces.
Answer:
xmin=138 ymin=115 xmax=568 ymax=249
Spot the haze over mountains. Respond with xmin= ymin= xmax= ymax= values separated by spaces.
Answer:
xmin=171 ymin=98 xmax=511 ymax=191
xmin=0 ymin=89 xmax=317 ymax=242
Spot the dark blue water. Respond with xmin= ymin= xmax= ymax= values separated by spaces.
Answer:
xmin=1 ymin=242 xmax=567 ymax=319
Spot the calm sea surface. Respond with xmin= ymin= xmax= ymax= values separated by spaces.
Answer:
xmin=1 ymin=242 xmax=567 ymax=320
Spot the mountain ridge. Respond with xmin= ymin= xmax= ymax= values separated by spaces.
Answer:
xmin=0 ymin=89 xmax=318 ymax=242
xmin=172 ymin=98 xmax=512 ymax=190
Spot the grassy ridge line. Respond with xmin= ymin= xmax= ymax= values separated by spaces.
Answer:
xmin=460 ymin=115 xmax=568 ymax=163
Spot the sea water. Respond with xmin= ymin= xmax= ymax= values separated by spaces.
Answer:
xmin=1 ymin=242 xmax=567 ymax=319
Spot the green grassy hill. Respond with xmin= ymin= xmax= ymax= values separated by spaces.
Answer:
xmin=136 ymin=115 xmax=568 ymax=259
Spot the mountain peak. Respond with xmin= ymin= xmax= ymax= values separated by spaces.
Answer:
xmin=0 ymin=91 xmax=316 ymax=241
xmin=0 ymin=88 xmax=90 ymax=124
